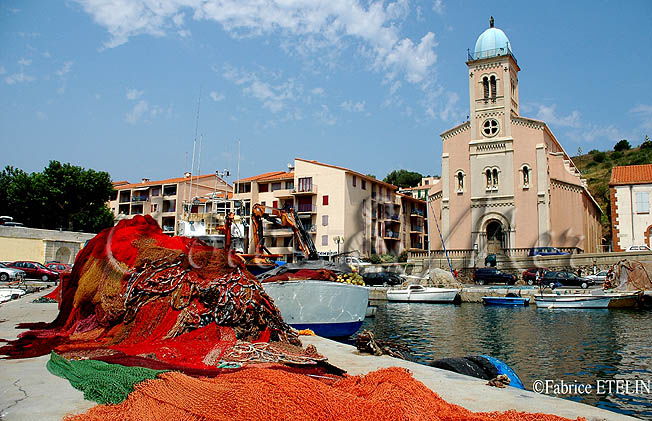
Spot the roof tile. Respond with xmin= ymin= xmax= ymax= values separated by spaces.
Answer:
xmin=610 ymin=164 xmax=652 ymax=186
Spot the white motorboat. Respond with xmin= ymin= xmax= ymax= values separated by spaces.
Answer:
xmin=534 ymin=291 xmax=641 ymax=309
xmin=0 ymin=288 xmax=26 ymax=303
xmin=262 ymin=280 xmax=369 ymax=337
xmin=386 ymin=285 xmax=459 ymax=303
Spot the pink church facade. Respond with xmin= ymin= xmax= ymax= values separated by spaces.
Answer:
xmin=428 ymin=19 xmax=602 ymax=255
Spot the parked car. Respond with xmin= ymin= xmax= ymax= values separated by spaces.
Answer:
xmin=473 ymin=268 xmax=516 ymax=285
xmin=8 ymin=261 xmax=59 ymax=282
xmin=0 ymin=262 xmax=26 ymax=282
xmin=362 ymin=271 xmax=403 ymax=286
xmin=521 ymin=267 xmax=548 ymax=285
xmin=528 ymin=247 xmax=569 ymax=256
xmin=343 ymin=256 xmax=371 ymax=267
xmin=542 ymin=271 xmax=593 ymax=289
xmin=584 ymin=270 xmax=609 ymax=283
xmin=625 ymin=245 xmax=652 ymax=252
xmin=46 ymin=262 xmax=73 ymax=276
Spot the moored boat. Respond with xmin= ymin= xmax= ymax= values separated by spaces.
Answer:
xmin=262 ymin=280 xmax=369 ymax=337
xmin=386 ymin=285 xmax=459 ymax=303
xmin=534 ymin=291 xmax=642 ymax=309
xmin=482 ymin=296 xmax=530 ymax=306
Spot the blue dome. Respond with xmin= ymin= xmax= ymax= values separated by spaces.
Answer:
xmin=473 ymin=26 xmax=512 ymax=60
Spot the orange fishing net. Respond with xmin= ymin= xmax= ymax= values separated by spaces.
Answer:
xmin=66 ymin=367 xmax=581 ymax=421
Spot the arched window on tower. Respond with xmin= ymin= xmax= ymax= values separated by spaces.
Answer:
xmin=522 ymin=166 xmax=530 ymax=187
xmin=492 ymin=168 xmax=499 ymax=188
xmin=490 ymin=76 xmax=497 ymax=102
xmin=482 ymin=77 xmax=489 ymax=103
xmin=456 ymin=171 xmax=465 ymax=193
xmin=485 ymin=169 xmax=492 ymax=189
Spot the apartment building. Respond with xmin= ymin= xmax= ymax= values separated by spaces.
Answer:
xmin=233 ymin=159 xmax=427 ymax=262
xmin=108 ymin=173 xmax=231 ymax=235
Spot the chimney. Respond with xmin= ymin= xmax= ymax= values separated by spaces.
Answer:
xmin=141 ymin=178 xmax=150 ymax=183
xmin=184 ymin=172 xmax=191 ymax=178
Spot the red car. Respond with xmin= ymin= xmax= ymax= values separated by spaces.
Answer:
xmin=8 ymin=261 xmax=59 ymax=282
xmin=522 ymin=267 xmax=548 ymax=285
xmin=46 ymin=262 xmax=73 ymax=277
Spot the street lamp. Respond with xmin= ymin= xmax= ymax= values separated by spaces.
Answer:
xmin=333 ymin=236 xmax=344 ymax=255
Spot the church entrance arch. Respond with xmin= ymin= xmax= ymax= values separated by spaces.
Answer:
xmin=486 ymin=220 xmax=504 ymax=254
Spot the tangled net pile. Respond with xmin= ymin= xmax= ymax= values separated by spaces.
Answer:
xmin=0 ymin=215 xmax=312 ymax=369
xmin=1 ymin=216 xmax=582 ymax=420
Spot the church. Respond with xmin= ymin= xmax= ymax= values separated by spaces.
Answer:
xmin=428 ymin=18 xmax=602 ymax=255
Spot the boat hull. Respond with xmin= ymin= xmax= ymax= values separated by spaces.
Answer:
xmin=387 ymin=288 xmax=458 ymax=303
xmin=534 ymin=292 xmax=642 ymax=309
xmin=262 ymin=280 xmax=369 ymax=337
xmin=482 ymin=296 xmax=530 ymax=306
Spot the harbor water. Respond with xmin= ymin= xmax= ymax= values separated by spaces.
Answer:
xmin=353 ymin=302 xmax=652 ymax=420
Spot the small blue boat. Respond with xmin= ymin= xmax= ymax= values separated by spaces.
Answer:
xmin=482 ymin=296 xmax=530 ymax=306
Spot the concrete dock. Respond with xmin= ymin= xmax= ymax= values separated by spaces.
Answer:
xmin=0 ymin=287 xmax=638 ymax=420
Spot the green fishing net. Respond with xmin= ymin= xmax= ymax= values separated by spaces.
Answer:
xmin=46 ymin=352 xmax=166 ymax=404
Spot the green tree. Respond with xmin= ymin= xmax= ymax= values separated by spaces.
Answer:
xmin=614 ymin=139 xmax=631 ymax=152
xmin=0 ymin=161 xmax=114 ymax=233
xmin=641 ymin=135 xmax=652 ymax=150
xmin=383 ymin=169 xmax=423 ymax=188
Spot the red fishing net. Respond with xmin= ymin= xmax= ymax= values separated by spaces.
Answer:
xmin=0 ymin=215 xmax=312 ymax=370
xmin=65 ymin=366 xmax=582 ymax=421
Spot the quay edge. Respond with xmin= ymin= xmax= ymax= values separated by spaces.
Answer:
xmin=301 ymin=335 xmax=639 ymax=421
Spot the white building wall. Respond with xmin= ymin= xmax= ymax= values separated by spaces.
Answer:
xmin=614 ymin=183 xmax=652 ymax=249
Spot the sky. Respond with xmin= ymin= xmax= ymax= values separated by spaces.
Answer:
xmin=1 ymin=0 xmax=651 ymax=185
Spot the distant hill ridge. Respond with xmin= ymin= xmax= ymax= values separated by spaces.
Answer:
xmin=571 ymin=139 xmax=652 ymax=244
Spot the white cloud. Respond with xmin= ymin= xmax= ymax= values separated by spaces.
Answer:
xmin=223 ymin=65 xmax=299 ymax=113
xmin=18 ymin=57 xmax=32 ymax=67
xmin=56 ymin=61 xmax=73 ymax=76
xmin=630 ymin=104 xmax=652 ymax=130
xmin=36 ymin=111 xmax=46 ymax=120
xmin=125 ymin=100 xmax=149 ymax=124
xmin=209 ymin=91 xmax=225 ymax=102
xmin=57 ymin=86 xmax=65 ymax=95
xmin=432 ymin=0 xmax=444 ymax=15
xmin=340 ymin=100 xmax=365 ymax=113
xmin=315 ymin=104 xmax=336 ymax=126
xmin=74 ymin=0 xmax=438 ymax=84
xmin=126 ymin=88 xmax=144 ymax=100
xmin=535 ymin=104 xmax=581 ymax=128
xmin=0 ymin=65 xmax=5 ymax=75
xmin=311 ymin=87 xmax=324 ymax=96
xmin=5 ymin=72 xmax=35 ymax=85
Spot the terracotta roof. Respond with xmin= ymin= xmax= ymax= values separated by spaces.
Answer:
xmin=236 ymin=171 xmax=291 ymax=183
xmin=610 ymin=164 xmax=652 ymax=186
xmin=295 ymin=158 xmax=400 ymax=191
xmin=114 ymin=174 xmax=227 ymax=190
xmin=257 ymin=171 xmax=294 ymax=182
xmin=112 ymin=181 xmax=130 ymax=186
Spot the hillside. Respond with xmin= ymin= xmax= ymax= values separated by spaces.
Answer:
xmin=571 ymin=142 xmax=652 ymax=243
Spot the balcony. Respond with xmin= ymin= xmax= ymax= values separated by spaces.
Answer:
xmin=467 ymin=46 xmax=516 ymax=63
xmin=410 ymin=209 xmax=424 ymax=217
xmin=273 ymin=188 xmax=294 ymax=198
xmin=410 ymin=225 xmax=423 ymax=233
xmin=131 ymin=196 xmax=149 ymax=203
xmin=384 ymin=215 xmax=400 ymax=224
xmin=383 ymin=231 xmax=400 ymax=240
xmin=293 ymin=184 xmax=317 ymax=195
xmin=297 ymin=204 xmax=317 ymax=214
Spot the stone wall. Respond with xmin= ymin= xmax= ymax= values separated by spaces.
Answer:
xmin=0 ymin=226 xmax=95 ymax=264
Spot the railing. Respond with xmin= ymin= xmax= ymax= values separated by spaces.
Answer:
xmin=467 ymin=46 xmax=516 ymax=63
xmin=132 ymin=196 xmax=149 ymax=202
xmin=383 ymin=231 xmax=399 ymax=239
xmin=297 ymin=204 xmax=317 ymax=213
xmin=410 ymin=225 xmax=423 ymax=233
xmin=293 ymin=184 xmax=317 ymax=194
xmin=410 ymin=209 xmax=424 ymax=217
xmin=502 ymin=247 xmax=583 ymax=257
